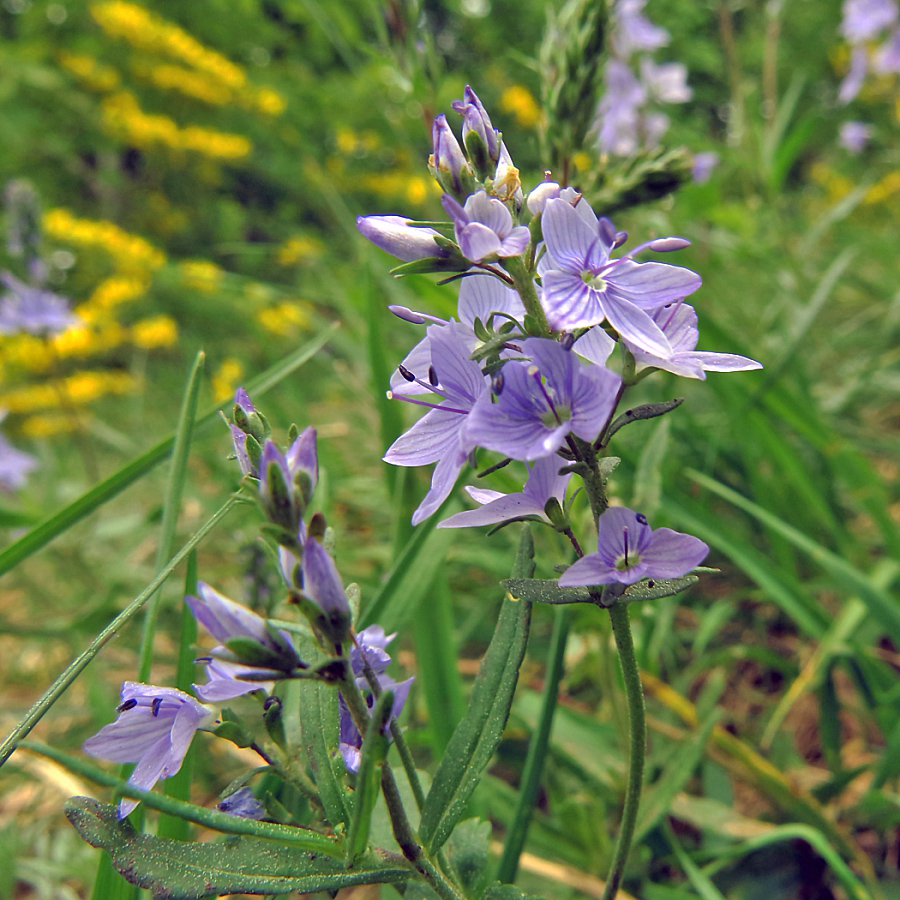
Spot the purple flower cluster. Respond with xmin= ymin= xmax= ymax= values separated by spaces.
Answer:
xmin=84 ymin=413 xmax=411 ymax=817
xmin=358 ymin=85 xmax=761 ymax=597
xmin=839 ymin=0 xmax=900 ymax=103
xmin=594 ymin=0 xmax=692 ymax=158
xmin=338 ymin=626 xmax=414 ymax=773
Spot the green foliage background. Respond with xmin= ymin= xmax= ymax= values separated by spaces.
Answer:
xmin=1 ymin=0 xmax=900 ymax=898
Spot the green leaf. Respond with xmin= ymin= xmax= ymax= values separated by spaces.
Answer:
xmin=297 ymin=677 xmax=351 ymax=829
xmin=418 ymin=525 xmax=534 ymax=855
xmin=346 ymin=690 xmax=392 ymax=863
xmin=66 ymin=798 xmax=410 ymax=900
xmin=634 ymin=707 xmax=720 ymax=843
xmin=501 ymin=574 xmax=699 ymax=605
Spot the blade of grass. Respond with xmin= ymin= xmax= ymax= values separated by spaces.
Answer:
xmin=156 ymin=551 xmax=200 ymax=842
xmin=660 ymin=497 xmax=828 ymax=638
xmin=137 ymin=351 xmax=204 ymax=683
xmin=497 ymin=605 xmax=569 ymax=884
xmin=412 ymin=576 xmax=466 ymax=759
xmin=0 ymin=325 xmax=336 ymax=577
xmin=686 ymin=469 xmax=900 ymax=644
xmin=0 ymin=496 xmax=239 ymax=769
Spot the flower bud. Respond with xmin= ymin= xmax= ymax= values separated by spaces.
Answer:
xmin=430 ymin=114 xmax=475 ymax=201
xmin=356 ymin=216 xmax=449 ymax=262
xmin=452 ymin=86 xmax=501 ymax=176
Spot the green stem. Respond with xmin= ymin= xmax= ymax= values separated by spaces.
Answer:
xmin=601 ymin=603 xmax=646 ymax=900
xmin=497 ymin=605 xmax=570 ymax=883
xmin=502 ymin=255 xmax=550 ymax=336
xmin=360 ymin=658 xmax=427 ymax=811
xmin=339 ymin=670 xmax=465 ymax=900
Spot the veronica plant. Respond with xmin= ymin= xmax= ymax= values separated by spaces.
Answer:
xmin=50 ymin=86 xmax=760 ymax=900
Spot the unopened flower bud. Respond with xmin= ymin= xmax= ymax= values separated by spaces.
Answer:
xmin=430 ymin=114 xmax=475 ymax=201
xmin=452 ymin=86 xmax=501 ymax=176
xmin=357 ymin=216 xmax=449 ymax=262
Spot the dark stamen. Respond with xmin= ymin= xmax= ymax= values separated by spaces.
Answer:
xmin=636 ymin=512 xmax=648 ymax=525
xmin=428 ymin=365 xmax=439 ymax=386
xmin=151 ymin=697 xmax=163 ymax=718
xmin=623 ymin=526 xmax=630 ymax=566
xmin=398 ymin=364 xmax=416 ymax=382
xmin=492 ymin=372 xmax=504 ymax=396
xmin=530 ymin=367 xmax=563 ymax=425
xmin=117 ymin=698 xmax=137 ymax=712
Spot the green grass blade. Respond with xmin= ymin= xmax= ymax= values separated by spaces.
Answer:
xmin=412 ymin=576 xmax=466 ymax=758
xmin=0 ymin=325 xmax=336 ymax=577
xmin=496 ymin=605 xmax=569 ymax=884
xmin=418 ymin=525 xmax=534 ymax=855
xmin=0 ymin=497 xmax=238 ymax=770
xmin=137 ymin=351 xmax=205 ymax=683
xmin=156 ymin=551 xmax=200 ymax=842
xmin=687 ymin=469 xmax=900 ymax=644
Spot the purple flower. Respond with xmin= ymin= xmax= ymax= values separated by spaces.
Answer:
xmin=596 ymin=60 xmax=646 ymax=157
xmin=356 ymin=216 xmax=449 ymax=262
xmin=229 ymin=388 xmax=267 ymax=478
xmin=301 ymin=536 xmax=352 ymax=627
xmin=558 ymin=507 xmax=709 ymax=587
xmin=431 ymin=114 xmax=473 ymax=199
xmin=185 ymin=583 xmax=301 ymax=700
xmin=840 ymin=0 xmax=898 ymax=43
xmin=438 ymin=455 xmax=572 ymax=529
xmin=442 ymin=192 xmax=530 ymax=264
xmin=623 ymin=302 xmax=762 ymax=379
xmin=83 ymin=683 xmax=217 ymax=818
xmin=614 ymin=0 xmax=669 ymax=55
xmin=839 ymin=44 xmax=870 ymax=103
xmin=339 ymin=627 xmax=414 ymax=774
xmin=691 ymin=152 xmax=719 ymax=184
xmin=352 ymin=625 xmax=397 ymax=677
xmin=452 ymin=85 xmax=501 ymax=169
xmin=465 ymin=337 xmax=621 ymax=461
xmin=194 ymin=657 xmax=275 ymax=703
xmin=0 ymin=429 xmax=37 ymax=491
xmin=839 ymin=121 xmax=872 ymax=154
xmin=286 ymin=426 xmax=318 ymax=502
xmin=0 ymin=272 xmax=79 ymax=336
xmin=538 ymin=197 xmax=700 ymax=354
xmin=874 ymin=25 xmax=900 ymax=72
xmin=187 ymin=583 xmax=298 ymax=656
xmin=384 ymin=322 xmax=489 ymax=524
xmin=388 ymin=275 xmax=525 ymax=399
xmin=218 ymin=787 xmax=266 ymax=819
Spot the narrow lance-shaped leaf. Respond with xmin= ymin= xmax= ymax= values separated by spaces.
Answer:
xmin=418 ymin=525 xmax=534 ymax=854
xmin=66 ymin=798 xmax=410 ymax=900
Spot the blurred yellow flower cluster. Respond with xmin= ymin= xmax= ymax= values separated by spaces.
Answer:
xmin=89 ymin=1 xmax=285 ymax=116
xmin=0 ymin=211 xmax=177 ymax=436
xmin=811 ymin=163 xmax=900 ymax=207
xmin=500 ymin=85 xmax=542 ymax=129
xmin=100 ymin=90 xmax=252 ymax=160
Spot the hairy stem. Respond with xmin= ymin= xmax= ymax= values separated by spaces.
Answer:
xmin=601 ymin=603 xmax=646 ymax=900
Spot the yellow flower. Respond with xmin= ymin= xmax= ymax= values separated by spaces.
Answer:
xmin=130 ymin=316 xmax=178 ymax=349
xmin=59 ymin=51 xmax=121 ymax=92
xmin=179 ymin=260 xmax=224 ymax=293
xmin=865 ymin=171 xmax=900 ymax=205
xmin=256 ymin=301 xmax=311 ymax=337
xmin=211 ymin=357 xmax=244 ymax=404
xmin=275 ymin=236 xmax=323 ymax=267
xmin=500 ymin=85 xmax=542 ymax=129
xmin=43 ymin=209 xmax=166 ymax=273
xmin=90 ymin=1 xmax=246 ymax=90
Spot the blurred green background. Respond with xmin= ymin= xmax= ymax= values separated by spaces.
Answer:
xmin=1 ymin=0 xmax=899 ymax=897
